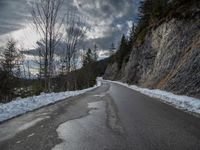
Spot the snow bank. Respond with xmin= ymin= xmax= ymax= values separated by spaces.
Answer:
xmin=108 ymin=80 xmax=200 ymax=116
xmin=0 ymin=81 xmax=101 ymax=122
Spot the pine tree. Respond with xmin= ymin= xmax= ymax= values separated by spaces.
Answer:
xmin=0 ymin=39 xmax=19 ymax=102
xmin=109 ymin=43 xmax=116 ymax=55
xmin=139 ymin=0 xmax=153 ymax=25
xmin=128 ymin=23 xmax=135 ymax=49
xmin=1 ymin=39 xmax=18 ymax=75
xmin=83 ymin=48 xmax=94 ymax=67
xmin=82 ymin=48 xmax=96 ymax=87
xmin=139 ymin=0 xmax=169 ymax=26
xmin=93 ymin=44 xmax=98 ymax=61
xmin=117 ymin=34 xmax=128 ymax=69
xmin=119 ymin=34 xmax=127 ymax=52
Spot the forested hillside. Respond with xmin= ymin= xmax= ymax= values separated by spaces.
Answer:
xmin=104 ymin=0 xmax=200 ymax=98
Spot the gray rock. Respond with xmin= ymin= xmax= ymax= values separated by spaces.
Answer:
xmin=104 ymin=19 xmax=200 ymax=98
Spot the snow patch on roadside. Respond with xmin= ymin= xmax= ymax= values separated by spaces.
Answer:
xmin=107 ymin=80 xmax=200 ymax=116
xmin=0 ymin=79 xmax=101 ymax=122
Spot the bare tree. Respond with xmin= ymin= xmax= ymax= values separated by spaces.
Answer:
xmin=30 ymin=0 xmax=65 ymax=92
xmin=58 ymin=11 xmax=89 ymax=91
xmin=34 ymin=40 xmax=46 ymax=80
xmin=15 ymin=51 xmax=24 ymax=79
xmin=62 ymin=11 xmax=89 ymax=73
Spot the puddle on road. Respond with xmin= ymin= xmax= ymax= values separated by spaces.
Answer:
xmin=18 ymin=116 xmax=50 ymax=132
xmin=52 ymin=101 xmax=125 ymax=150
xmin=0 ymin=115 xmax=50 ymax=142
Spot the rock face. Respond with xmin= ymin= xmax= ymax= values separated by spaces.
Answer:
xmin=104 ymin=19 xmax=200 ymax=98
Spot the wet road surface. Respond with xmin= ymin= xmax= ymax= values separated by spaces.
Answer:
xmin=0 ymin=81 xmax=200 ymax=150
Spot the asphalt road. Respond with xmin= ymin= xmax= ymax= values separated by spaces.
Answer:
xmin=0 ymin=81 xmax=200 ymax=150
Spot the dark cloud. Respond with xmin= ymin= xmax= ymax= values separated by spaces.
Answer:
xmin=0 ymin=0 xmax=141 ymax=50
xmin=0 ymin=0 xmax=30 ymax=35
xmin=74 ymin=0 xmax=140 ymax=50
xmin=75 ymin=0 xmax=139 ymax=21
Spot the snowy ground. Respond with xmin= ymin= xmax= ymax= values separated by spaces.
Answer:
xmin=0 ymin=80 xmax=101 ymax=122
xmin=106 ymin=80 xmax=200 ymax=116
xmin=1 ymin=78 xmax=199 ymax=123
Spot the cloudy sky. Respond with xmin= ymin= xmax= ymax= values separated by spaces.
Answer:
xmin=0 ymin=0 xmax=140 ymax=51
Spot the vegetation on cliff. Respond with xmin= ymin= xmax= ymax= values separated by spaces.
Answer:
xmin=105 ymin=0 xmax=200 ymax=98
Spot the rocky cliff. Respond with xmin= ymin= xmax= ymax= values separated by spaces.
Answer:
xmin=104 ymin=19 xmax=200 ymax=98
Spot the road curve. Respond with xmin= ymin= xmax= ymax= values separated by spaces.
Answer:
xmin=0 ymin=81 xmax=200 ymax=150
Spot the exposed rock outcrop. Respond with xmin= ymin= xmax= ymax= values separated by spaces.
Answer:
xmin=104 ymin=19 xmax=200 ymax=98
